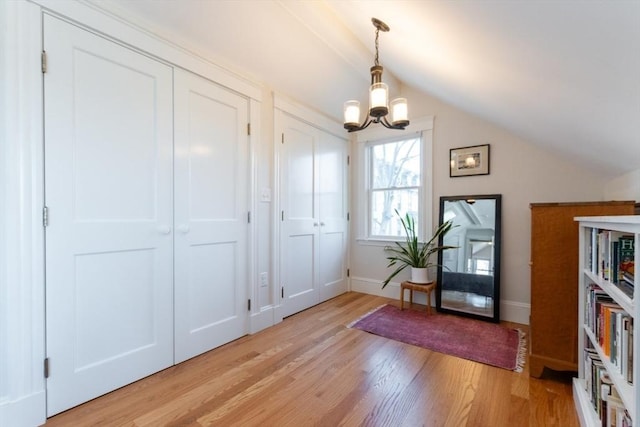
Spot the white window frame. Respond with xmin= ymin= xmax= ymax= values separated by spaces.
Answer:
xmin=355 ymin=116 xmax=434 ymax=245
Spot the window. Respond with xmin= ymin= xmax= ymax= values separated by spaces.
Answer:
xmin=367 ymin=136 xmax=422 ymax=239
xmin=354 ymin=116 xmax=433 ymax=244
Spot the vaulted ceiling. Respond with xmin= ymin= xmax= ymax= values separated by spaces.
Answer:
xmin=92 ymin=0 xmax=639 ymax=177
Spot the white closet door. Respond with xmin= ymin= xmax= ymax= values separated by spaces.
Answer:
xmin=280 ymin=116 xmax=320 ymax=317
xmin=174 ymin=69 xmax=249 ymax=363
xmin=44 ymin=16 xmax=174 ymax=416
xmin=318 ymin=132 xmax=348 ymax=301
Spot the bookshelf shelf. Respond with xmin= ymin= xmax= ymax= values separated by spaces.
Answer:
xmin=575 ymin=216 xmax=640 ymax=427
xmin=583 ymin=326 xmax=635 ymax=414
xmin=584 ymin=269 xmax=634 ymax=316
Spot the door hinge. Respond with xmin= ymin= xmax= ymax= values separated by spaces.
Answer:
xmin=43 ymin=206 xmax=49 ymax=227
xmin=281 ymin=210 xmax=284 ymax=221
xmin=347 ymin=268 xmax=350 ymax=277
xmin=41 ymin=51 xmax=47 ymax=74
xmin=247 ymin=123 xmax=251 ymax=136
xmin=247 ymin=211 xmax=251 ymax=224
xmin=281 ymin=287 xmax=284 ymax=299
xmin=281 ymin=133 xmax=284 ymax=144
xmin=248 ymin=299 xmax=251 ymax=311
xmin=347 ymin=212 xmax=350 ymax=221
xmin=44 ymin=358 xmax=50 ymax=378
xmin=347 ymin=155 xmax=350 ymax=165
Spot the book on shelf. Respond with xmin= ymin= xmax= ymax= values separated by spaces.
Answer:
xmin=616 ymin=280 xmax=634 ymax=299
xmin=601 ymin=371 xmax=633 ymax=427
xmin=590 ymin=227 xmax=601 ymax=274
xmin=585 ymin=352 xmax=634 ymax=427
xmin=585 ymin=348 xmax=606 ymax=417
xmin=619 ymin=235 xmax=635 ymax=283
xmin=585 ymin=284 xmax=634 ymax=384
xmin=628 ymin=322 xmax=634 ymax=385
xmin=599 ymin=231 xmax=611 ymax=281
xmin=590 ymin=229 xmax=635 ymax=296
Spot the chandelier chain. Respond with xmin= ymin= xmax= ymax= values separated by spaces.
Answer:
xmin=374 ymin=27 xmax=380 ymax=66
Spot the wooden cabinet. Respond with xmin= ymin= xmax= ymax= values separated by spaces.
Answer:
xmin=529 ymin=201 xmax=635 ymax=378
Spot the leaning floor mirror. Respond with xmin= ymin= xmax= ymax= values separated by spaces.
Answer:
xmin=436 ymin=194 xmax=502 ymax=322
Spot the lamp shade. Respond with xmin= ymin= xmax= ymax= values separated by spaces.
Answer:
xmin=343 ymin=100 xmax=361 ymax=126
xmin=369 ymin=82 xmax=388 ymax=118
xmin=390 ymin=98 xmax=409 ymax=126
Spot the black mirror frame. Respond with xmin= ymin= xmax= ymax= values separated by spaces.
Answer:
xmin=435 ymin=194 xmax=502 ymax=323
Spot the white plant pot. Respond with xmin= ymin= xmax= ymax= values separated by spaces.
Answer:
xmin=410 ymin=267 xmax=430 ymax=284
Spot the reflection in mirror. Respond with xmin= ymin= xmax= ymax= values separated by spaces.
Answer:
xmin=436 ymin=194 xmax=501 ymax=322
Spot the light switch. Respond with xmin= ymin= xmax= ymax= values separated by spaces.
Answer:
xmin=260 ymin=188 xmax=271 ymax=202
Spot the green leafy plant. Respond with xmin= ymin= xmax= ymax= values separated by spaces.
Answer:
xmin=381 ymin=210 xmax=457 ymax=289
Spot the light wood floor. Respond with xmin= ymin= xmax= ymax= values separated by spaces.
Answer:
xmin=46 ymin=292 xmax=579 ymax=426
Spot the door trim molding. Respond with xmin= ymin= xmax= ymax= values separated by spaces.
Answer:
xmin=0 ymin=1 xmax=46 ymax=425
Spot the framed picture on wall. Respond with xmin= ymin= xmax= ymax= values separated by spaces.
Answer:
xmin=450 ymin=144 xmax=490 ymax=177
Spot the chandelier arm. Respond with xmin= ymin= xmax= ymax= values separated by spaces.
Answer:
xmin=380 ymin=115 xmax=409 ymax=130
xmin=357 ymin=118 xmax=374 ymax=131
xmin=346 ymin=117 xmax=373 ymax=133
xmin=380 ymin=115 xmax=394 ymax=129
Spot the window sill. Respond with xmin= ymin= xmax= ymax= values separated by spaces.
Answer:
xmin=356 ymin=238 xmax=403 ymax=247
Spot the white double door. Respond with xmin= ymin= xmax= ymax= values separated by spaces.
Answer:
xmin=279 ymin=113 xmax=348 ymax=318
xmin=44 ymin=15 xmax=248 ymax=416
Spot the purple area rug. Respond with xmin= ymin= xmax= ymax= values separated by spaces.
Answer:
xmin=348 ymin=304 xmax=526 ymax=372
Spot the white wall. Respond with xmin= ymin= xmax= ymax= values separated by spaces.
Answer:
xmin=605 ymin=169 xmax=640 ymax=202
xmin=350 ymin=84 xmax=610 ymax=324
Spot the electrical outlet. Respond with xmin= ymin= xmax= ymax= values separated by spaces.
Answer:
xmin=260 ymin=272 xmax=268 ymax=287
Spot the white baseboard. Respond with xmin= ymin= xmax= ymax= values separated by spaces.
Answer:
xmin=250 ymin=306 xmax=273 ymax=334
xmin=250 ymin=304 xmax=285 ymax=334
xmin=350 ymin=276 xmax=400 ymax=299
xmin=0 ymin=390 xmax=46 ymax=427
xmin=350 ymin=276 xmax=531 ymax=325
xmin=499 ymin=299 xmax=531 ymax=325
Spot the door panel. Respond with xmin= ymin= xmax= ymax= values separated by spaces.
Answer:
xmin=186 ymin=243 xmax=237 ymax=328
xmin=288 ymin=235 xmax=316 ymax=297
xmin=73 ymin=249 xmax=157 ymax=368
xmin=44 ymin=15 xmax=174 ymax=416
xmin=174 ymin=69 xmax=248 ymax=363
xmin=319 ymin=133 xmax=348 ymax=300
xmin=280 ymin=119 xmax=319 ymax=317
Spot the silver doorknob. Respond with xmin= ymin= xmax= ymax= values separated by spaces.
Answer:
xmin=158 ymin=226 xmax=171 ymax=235
xmin=320 ymin=222 xmax=325 ymax=226
xmin=178 ymin=224 xmax=190 ymax=234
xmin=313 ymin=222 xmax=319 ymax=227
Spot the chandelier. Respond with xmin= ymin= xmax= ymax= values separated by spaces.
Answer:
xmin=344 ymin=18 xmax=409 ymax=132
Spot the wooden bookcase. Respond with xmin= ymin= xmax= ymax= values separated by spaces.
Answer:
xmin=529 ymin=201 xmax=635 ymax=378
xmin=574 ymin=216 xmax=640 ymax=426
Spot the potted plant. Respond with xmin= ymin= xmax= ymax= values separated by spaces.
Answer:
xmin=381 ymin=210 xmax=456 ymax=289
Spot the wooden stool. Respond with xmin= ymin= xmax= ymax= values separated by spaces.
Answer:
xmin=400 ymin=280 xmax=436 ymax=314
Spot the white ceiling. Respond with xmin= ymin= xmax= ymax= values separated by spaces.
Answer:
xmin=92 ymin=0 xmax=639 ymax=177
